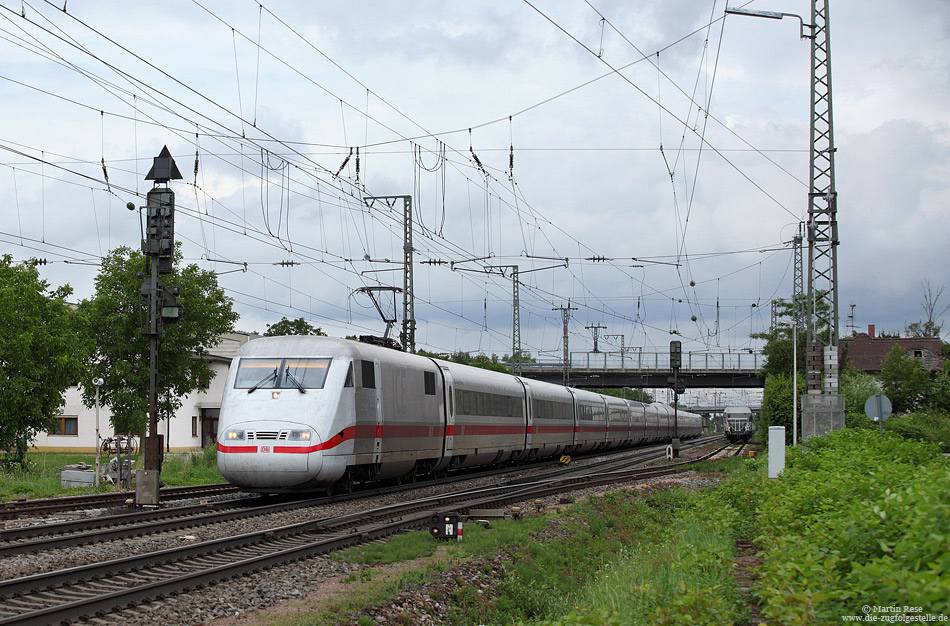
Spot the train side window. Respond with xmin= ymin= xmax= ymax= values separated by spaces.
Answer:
xmin=424 ymin=371 xmax=436 ymax=395
xmin=344 ymin=362 xmax=354 ymax=388
xmin=361 ymin=360 xmax=376 ymax=389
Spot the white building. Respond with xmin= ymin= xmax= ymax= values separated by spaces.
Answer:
xmin=32 ymin=332 xmax=256 ymax=453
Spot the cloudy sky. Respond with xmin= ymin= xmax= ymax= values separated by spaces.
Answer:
xmin=1 ymin=0 xmax=948 ymax=387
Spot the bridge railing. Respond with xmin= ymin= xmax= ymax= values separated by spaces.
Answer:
xmin=522 ymin=351 xmax=765 ymax=372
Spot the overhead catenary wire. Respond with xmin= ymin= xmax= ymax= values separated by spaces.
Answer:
xmin=0 ymin=2 xmax=795 ymax=358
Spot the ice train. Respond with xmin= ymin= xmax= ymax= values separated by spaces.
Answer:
xmin=217 ymin=336 xmax=702 ymax=493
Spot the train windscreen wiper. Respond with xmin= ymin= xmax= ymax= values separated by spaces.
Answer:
xmin=247 ymin=369 xmax=278 ymax=394
xmin=284 ymin=370 xmax=308 ymax=394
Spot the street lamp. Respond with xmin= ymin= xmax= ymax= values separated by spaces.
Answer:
xmin=724 ymin=7 xmax=814 ymax=40
xmin=725 ymin=2 xmax=843 ymax=440
xmin=92 ymin=377 xmax=104 ymax=487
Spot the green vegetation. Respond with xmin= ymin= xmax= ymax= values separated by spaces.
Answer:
xmin=754 ymin=429 xmax=949 ymax=623
xmin=0 ymin=255 xmax=87 ymax=468
xmin=759 ymin=371 xmax=805 ymax=443
xmin=596 ymin=387 xmax=654 ymax=403
xmin=0 ymin=447 xmax=223 ymax=500
xmin=879 ymin=346 xmax=933 ymax=413
xmin=307 ymin=459 xmax=761 ymax=626
xmin=263 ymin=316 xmax=326 ymax=336
xmin=78 ymin=245 xmax=238 ymax=434
xmin=840 ymin=368 xmax=881 ymax=424
xmin=0 ymin=452 xmax=107 ymax=500
xmin=756 ymin=298 xmax=950 ymax=453
xmin=292 ymin=432 xmax=947 ymax=626
xmin=339 ymin=530 xmax=440 ymax=566
xmin=159 ymin=444 xmax=224 ymax=486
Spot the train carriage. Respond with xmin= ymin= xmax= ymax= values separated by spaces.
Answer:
xmin=526 ymin=379 xmax=576 ymax=458
xmin=217 ymin=336 xmax=704 ymax=493
xmin=445 ymin=363 xmax=528 ymax=468
xmin=724 ymin=406 xmax=754 ymax=443
xmin=569 ymin=388 xmax=609 ymax=454
xmin=626 ymin=400 xmax=648 ymax=445
xmin=605 ymin=395 xmax=631 ymax=449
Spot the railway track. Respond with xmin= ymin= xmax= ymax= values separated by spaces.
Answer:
xmin=0 ymin=483 xmax=241 ymax=521
xmin=0 ymin=436 xmax=722 ymax=558
xmin=0 ymin=439 xmax=729 ymax=625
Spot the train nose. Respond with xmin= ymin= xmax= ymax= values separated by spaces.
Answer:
xmin=217 ymin=423 xmax=323 ymax=490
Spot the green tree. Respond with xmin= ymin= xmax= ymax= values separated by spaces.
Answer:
xmin=416 ymin=349 xmax=512 ymax=373
xmin=759 ymin=371 xmax=806 ymax=443
xmin=0 ymin=256 xmax=87 ymax=463
xmin=878 ymin=346 xmax=931 ymax=413
xmin=924 ymin=363 xmax=950 ymax=413
xmin=753 ymin=297 xmax=819 ymax=380
xmin=840 ymin=368 xmax=881 ymax=428
xmin=263 ymin=316 xmax=326 ymax=336
xmin=597 ymin=387 xmax=654 ymax=403
xmin=78 ymin=246 xmax=238 ymax=434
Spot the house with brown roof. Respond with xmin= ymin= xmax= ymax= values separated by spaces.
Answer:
xmin=840 ymin=325 xmax=943 ymax=374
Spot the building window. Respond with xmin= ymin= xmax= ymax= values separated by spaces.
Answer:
xmin=192 ymin=416 xmax=199 ymax=438
xmin=51 ymin=416 xmax=78 ymax=436
xmin=913 ymin=350 xmax=923 ymax=358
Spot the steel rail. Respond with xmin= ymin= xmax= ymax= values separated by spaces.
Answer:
xmin=1 ymin=438 xmax=722 ymax=556
xmin=0 ymin=483 xmax=240 ymax=520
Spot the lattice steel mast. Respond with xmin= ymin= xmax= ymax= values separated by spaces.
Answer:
xmin=805 ymin=0 xmax=839 ymax=393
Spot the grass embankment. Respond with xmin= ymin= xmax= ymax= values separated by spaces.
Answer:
xmin=292 ymin=431 xmax=948 ymax=626
xmin=0 ymin=445 xmax=223 ymax=501
xmin=296 ymin=455 xmax=755 ymax=626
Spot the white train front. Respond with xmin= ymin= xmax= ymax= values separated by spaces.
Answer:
xmin=217 ymin=336 xmax=701 ymax=493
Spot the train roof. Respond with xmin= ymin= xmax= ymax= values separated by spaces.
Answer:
xmin=723 ymin=406 xmax=752 ymax=417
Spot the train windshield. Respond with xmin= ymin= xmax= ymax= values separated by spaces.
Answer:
xmin=235 ymin=358 xmax=332 ymax=390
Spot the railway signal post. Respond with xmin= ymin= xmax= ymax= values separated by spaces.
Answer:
xmin=136 ymin=146 xmax=183 ymax=506
xmin=669 ymin=340 xmax=684 ymax=458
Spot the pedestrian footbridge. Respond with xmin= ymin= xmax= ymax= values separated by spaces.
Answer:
xmin=515 ymin=351 xmax=765 ymax=389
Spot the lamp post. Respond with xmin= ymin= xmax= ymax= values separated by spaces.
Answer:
xmin=792 ymin=320 xmax=798 ymax=446
xmin=724 ymin=6 xmax=813 ymax=40
xmin=725 ymin=2 xmax=843 ymax=439
xmin=92 ymin=377 xmax=103 ymax=487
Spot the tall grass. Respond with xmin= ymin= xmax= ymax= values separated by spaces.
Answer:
xmin=0 ymin=452 xmax=119 ymax=500
xmin=153 ymin=445 xmax=223 ymax=486
xmin=0 ymin=445 xmax=223 ymax=500
xmin=321 ymin=461 xmax=757 ymax=626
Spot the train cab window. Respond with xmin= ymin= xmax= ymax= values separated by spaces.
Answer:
xmin=344 ymin=362 xmax=354 ymax=388
xmin=283 ymin=358 xmax=332 ymax=389
xmin=234 ymin=358 xmax=282 ymax=389
xmin=235 ymin=358 xmax=332 ymax=390
xmin=424 ymin=371 xmax=436 ymax=395
xmin=361 ymin=360 xmax=376 ymax=389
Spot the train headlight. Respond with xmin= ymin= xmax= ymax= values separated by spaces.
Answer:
xmin=225 ymin=429 xmax=246 ymax=441
xmin=288 ymin=429 xmax=312 ymax=441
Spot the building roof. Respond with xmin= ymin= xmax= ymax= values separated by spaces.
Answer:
xmin=840 ymin=333 xmax=942 ymax=373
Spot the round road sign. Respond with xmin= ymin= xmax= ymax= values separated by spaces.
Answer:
xmin=864 ymin=394 xmax=893 ymax=423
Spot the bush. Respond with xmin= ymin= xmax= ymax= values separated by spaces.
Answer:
xmin=884 ymin=411 xmax=950 ymax=452
xmin=754 ymin=429 xmax=949 ymax=623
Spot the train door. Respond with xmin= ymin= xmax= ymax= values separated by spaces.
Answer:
xmin=372 ymin=360 xmax=382 ymax=465
xmin=518 ymin=378 xmax=533 ymax=455
xmin=440 ymin=366 xmax=455 ymax=462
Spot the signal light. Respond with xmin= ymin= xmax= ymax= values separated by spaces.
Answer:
xmin=429 ymin=512 xmax=461 ymax=540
